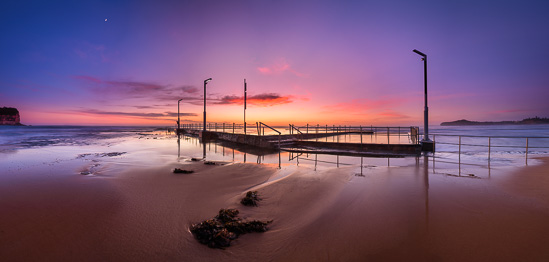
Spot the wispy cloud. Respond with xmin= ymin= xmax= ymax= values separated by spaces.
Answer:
xmin=322 ymin=98 xmax=409 ymax=114
xmin=375 ymin=110 xmax=411 ymax=119
xmin=257 ymin=58 xmax=308 ymax=77
xmin=76 ymin=109 xmax=197 ymax=118
xmin=216 ymin=93 xmax=293 ymax=107
xmin=73 ymin=75 xmax=200 ymax=102
xmin=74 ymin=75 xmax=296 ymax=108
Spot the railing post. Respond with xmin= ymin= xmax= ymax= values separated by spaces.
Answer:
xmin=458 ymin=136 xmax=462 ymax=164
xmin=360 ymin=125 xmax=363 ymax=145
xmin=526 ymin=137 xmax=529 ymax=165
xmin=387 ymin=127 xmax=390 ymax=144
xmin=306 ymin=124 xmax=309 ymax=134
xmin=488 ymin=137 xmax=491 ymax=162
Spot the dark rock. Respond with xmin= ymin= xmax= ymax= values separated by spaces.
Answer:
xmin=190 ymin=208 xmax=272 ymax=249
xmin=190 ymin=219 xmax=224 ymax=246
xmin=204 ymin=161 xmax=216 ymax=165
xmin=210 ymin=228 xmax=236 ymax=248
xmin=240 ymin=191 xmax=261 ymax=206
xmin=173 ymin=168 xmax=194 ymax=174
xmin=215 ymin=208 xmax=239 ymax=223
xmin=191 ymin=158 xmax=202 ymax=161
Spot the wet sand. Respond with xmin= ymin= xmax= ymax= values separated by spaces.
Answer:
xmin=1 ymin=157 xmax=549 ymax=261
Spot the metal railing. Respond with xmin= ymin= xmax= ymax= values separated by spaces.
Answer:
xmin=430 ymin=133 xmax=549 ymax=165
xmin=257 ymin=122 xmax=281 ymax=148
xmin=178 ymin=123 xmax=421 ymax=145
xmin=292 ymin=124 xmax=420 ymax=145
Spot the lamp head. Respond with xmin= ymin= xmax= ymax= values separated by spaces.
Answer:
xmin=413 ymin=49 xmax=426 ymax=57
xmin=178 ymin=98 xmax=183 ymax=102
xmin=204 ymin=78 xmax=212 ymax=83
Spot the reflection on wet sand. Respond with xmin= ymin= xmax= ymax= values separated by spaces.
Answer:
xmin=2 ymin=131 xmax=549 ymax=261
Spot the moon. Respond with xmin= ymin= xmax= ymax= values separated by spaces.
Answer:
xmin=105 ymin=19 xmax=107 ymax=22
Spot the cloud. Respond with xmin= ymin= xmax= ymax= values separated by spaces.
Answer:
xmin=322 ymin=98 xmax=408 ymax=114
xmin=376 ymin=110 xmax=411 ymax=119
xmin=216 ymin=93 xmax=293 ymax=107
xmin=74 ymin=75 xmax=296 ymax=108
xmin=76 ymin=109 xmax=197 ymax=119
xmin=257 ymin=58 xmax=308 ymax=77
xmin=73 ymin=75 xmax=201 ymax=102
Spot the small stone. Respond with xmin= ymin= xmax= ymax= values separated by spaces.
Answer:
xmin=173 ymin=168 xmax=194 ymax=174
xmin=240 ymin=191 xmax=261 ymax=206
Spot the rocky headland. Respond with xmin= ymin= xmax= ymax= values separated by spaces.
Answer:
xmin=0 ymin=107 xmax=23 ymax=125
xmin=441 ymin=117 xmax=549 ymax=126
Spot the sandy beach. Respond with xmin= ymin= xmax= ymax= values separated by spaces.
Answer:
xmin=1 ymin=151 xmax=549 ymax=262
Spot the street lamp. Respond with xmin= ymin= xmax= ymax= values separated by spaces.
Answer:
xmin=203 ymin=78 xmax=212 ymax=132
xmin=177 ymin=98 xmax=183 ymax=132
xmin=413 ymin=49 xmax=430 ymax=142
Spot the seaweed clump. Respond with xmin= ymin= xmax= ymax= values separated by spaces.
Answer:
xmin=240 ymin=191 xmax=261 ymax=206
xmin=173 ymin=168 xmax=194 ymax=174
xmin=190 ymin=208 xmax=272 ymax=249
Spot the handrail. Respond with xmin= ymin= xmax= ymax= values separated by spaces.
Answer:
xmin=289 ymin=124 xmax=303 ymax=134
xmin=258 ymin=122 xmax=281 ymax=135
xmin=258 ymin=122 xmax=281 ymax=148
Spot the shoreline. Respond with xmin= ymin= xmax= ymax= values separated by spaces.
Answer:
xmin=1 ymin=154 xmax=549 ymax=261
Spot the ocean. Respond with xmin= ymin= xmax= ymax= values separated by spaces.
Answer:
xmin=1 ymin=124 xmax=549 ymax=177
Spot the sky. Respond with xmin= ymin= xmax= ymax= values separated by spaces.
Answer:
xmin=1 ymin=0 xmax=548 ymax=126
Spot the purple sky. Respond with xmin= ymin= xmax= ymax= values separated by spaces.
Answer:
xmin=1 ymin=0 xmax=548 ymax=125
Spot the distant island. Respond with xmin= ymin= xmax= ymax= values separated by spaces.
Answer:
xmin=0 ymin=107 xmax=23 ymax=125
xmin=441 ymin=117 xmax=549 ymax=126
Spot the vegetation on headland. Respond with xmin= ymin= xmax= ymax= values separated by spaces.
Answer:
xmin=441 ymin=117 xmax=549 ymax=126
xmin=190 ymin=208 xmax=272 ymax=249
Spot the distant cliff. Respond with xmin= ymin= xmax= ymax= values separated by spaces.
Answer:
xmin=441 ymin=117 xmax=549 ymax=126
xmin=0 ymin=107 xmax=22 ymax=125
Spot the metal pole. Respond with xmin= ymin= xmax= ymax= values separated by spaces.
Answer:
xmin=526 ymin=138 xmax=529 ymax=165
xmin=423 ymin=55 xmax=429 ymax=141
xmin=203 ymin=78 xmax=212 ymax=132
xmin=413 ymin=49 xmax=429 ymax=141
xmin=244 ymin=79 xmax=247 ymax=135
xmin=458 ymin=136 xmax=461 ymax=164
xmin=488 ymin=137 xmax=491 ymax=162
xmin=177 ymin=99 xmax=181 ymax=133
xmin=360 ymin=125 xmax=363 ymax=145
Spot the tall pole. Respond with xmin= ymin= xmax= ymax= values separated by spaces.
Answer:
xmin=413 ymin=49 xmax=430 ymax=141
xmin=203 ymin=78 xmax=212 ymax=132
xmin=177 ymin=98 xmax=182 ymax=132
xmin=244 ymin=79 xmax=247 ymax=135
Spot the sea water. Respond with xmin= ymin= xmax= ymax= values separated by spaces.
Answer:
xmin=1 ymin=125 xmax=548 ymax=177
